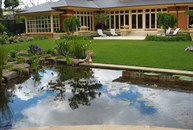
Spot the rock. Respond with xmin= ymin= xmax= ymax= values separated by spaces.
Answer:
xmin=1 ymin=78 xmax=5 ymax=83
xmin=14 ymin=63 xmax=30 ymax=68
xmin=2 ymin=70 xmax=19 ymax=81
xmin=46 ymin=57 xmax=56 ymax=63
xmin=17 ymin=52 xmax=29 ymax=56
xmin=56 ymin=59 xmax=67 ymax=64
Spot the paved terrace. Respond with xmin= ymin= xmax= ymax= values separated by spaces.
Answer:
xmin=18 ymin=125 xmax=187 ymax=130
xmin=79 ymin=63 xmax=193 ymax=76
xmin=93 ymin=36 xmax=146 ymax=40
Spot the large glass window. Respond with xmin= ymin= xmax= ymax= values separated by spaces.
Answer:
xmin=75 ymin=11 xmax=94 ymax=31
xmin=189 ymin=7 xmax=193 ymax=28
xmin=132 ymin=14 xmax=136 ymax=29
xmin=27 ymin=15 xmax=51 ymax=33
xmin=107 ymin=11 xmax=129 ymax=30
xmin=53 ymin=15 xmax=60 ymax=32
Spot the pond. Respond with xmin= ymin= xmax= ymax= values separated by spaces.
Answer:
xmin=0 ymin=66 xmax=193 ymax=129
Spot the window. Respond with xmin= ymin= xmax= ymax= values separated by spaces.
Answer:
xmin=53 ymin=15 xmax=59 ymax=32
xmin=189 ymin=7 xmax=193 ymax=28
xmin=27 ymin=15 xmax=51 ymax=33
xmin=75 ymin=11 xmax=94 ymax=31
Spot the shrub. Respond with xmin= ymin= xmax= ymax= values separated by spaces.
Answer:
xmin=0 ymin=34 xmax=9 ymax=44
xmin=145 ymin=33 xmax=192 ymax=41
xmin=55 ymin=40 xmax=71 ymax=56
xmin=8 ymin=50 xmax=17 ymax=58
xmin=157 ymin=13 xmax=177 ymax=33
xmin=56 ymin=38 xmax=91 ymax=59
xmin=63 ymin=16 xmax=80 ymax=34
xmin=60 ymin=35 xmax=93 ymax=40
xmin=0 ymin=45 xmax=6 ymax=86
xmin=0 ymin=23 xmax=6 ymax=34
xmin=46 ymin=48 xmax=57 ymax=55
xmin=29 ymin=55 xmax=40 ymax=71
xmin=28 ymin=44 xmax=42 ymax=55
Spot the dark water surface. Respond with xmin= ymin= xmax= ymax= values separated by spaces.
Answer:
xmin=0 ymin=66 xmax=193 ymax=129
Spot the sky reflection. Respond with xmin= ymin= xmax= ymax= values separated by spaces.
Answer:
xmin=0 ymin=67 xmax=192 ymax=129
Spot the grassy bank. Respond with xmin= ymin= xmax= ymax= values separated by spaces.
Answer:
xmin=2 ymin=39 xmax=193 ymax=71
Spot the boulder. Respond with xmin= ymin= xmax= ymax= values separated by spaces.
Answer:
xmin=2 ymin=70 xmax=19 ymax=81
xmin=14 ymin=63 xmax=30 ymax=68
xmin=56 ymin=59 xmax=67 ymax=64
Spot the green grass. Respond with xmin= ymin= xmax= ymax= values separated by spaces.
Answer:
xmin=91 ymin=40 xmax=193 ymax=71
xmin=2 ymin=39 xmax=193 ymax=71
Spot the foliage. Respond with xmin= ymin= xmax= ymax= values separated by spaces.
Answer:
xmin=145 ymin=34 xmax=192 ymax=41
xmin=29 ymin=55 xmax=40 ymax=71
xmin=71 ymin=40 xmax=91 ymax=59
xmin=95 ymin=12 xmax=109 ymax=24
xmin=55 ymin=40 xmax=71 ymax=56
xmin=16 ymin=56 xmax=25 ymax=64
xmin=8 ymin=50 xmax=17 ymax=58
xmin=19 ymin=16 xmax=25 ymax=23
xmin=60 ymin=35 xmax=93 ymax=40
xmin=0 ymin=23 xmax=6 ymax=34
xmin=28 ymin=44 xmax=42 ymax=55
xmin=185 ymin=10 xmax=193 ymax=17
xmin=4 ymin=0 xmax=19 ymax=14
xmin=0 ymin=34 xmax=9 ymax=44
xmin=46 ymin=48 xmax=57 ymax=55
xmin=56 ymin=38 xmax=91 ymax=59
xmin=0 ymin=45 xmax=6 ymax=86
xmin=0 ymin=34 xmax=33 ymax=44
xmin=157 ymin=13 xmax=177 ymax=33
xmin=63 ymin=16 xmax=80 ymax=34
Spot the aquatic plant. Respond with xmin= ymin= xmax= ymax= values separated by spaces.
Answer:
xmin=29 ymin=55 xmax=40 ymax=71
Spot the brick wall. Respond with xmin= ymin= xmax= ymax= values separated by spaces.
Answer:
xmin=25 ymin=33 xmax=54 ymax=38
xmin=169 ymin=6 xmax=188 ymax=29
xmin=60 ymin=10 xmax=74 ymax=30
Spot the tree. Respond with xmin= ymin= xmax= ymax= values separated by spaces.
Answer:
xmin=95 ymin=12 xmax=109 ymax=30
xmin=4 ymin=0 xmax=19 ymax=15
xmin=157 ymin=13 xmax=177 ymax=34
xmin=19 ymin=0 xmax=59 ymax=8
xmin=0 ymin=0 xmax=2 ymax=18
xmin=63 ymin=16 xmax=80 ymax=35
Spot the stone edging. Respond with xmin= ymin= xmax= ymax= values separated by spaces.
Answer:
xmin=79 ymin=63 xmax=193 ymax=76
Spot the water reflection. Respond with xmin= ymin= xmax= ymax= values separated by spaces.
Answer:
xmin=0 ymin=86 xmax=13 ymax=129
xmin=0 ymin=66 xmax=193 ymax=129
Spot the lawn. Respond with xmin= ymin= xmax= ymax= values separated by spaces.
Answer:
xmin=2 ymin=39 xmax=193 ymax=71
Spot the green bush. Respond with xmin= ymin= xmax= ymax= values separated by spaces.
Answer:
xmin=8 ymin=50 xmax=17 ymax=58
xmin=55 ymin=40 xmax=71 ymax=56
xmin=145 ymin=33 xmax=192 ymax=41
xmin=0 ymin=34 xmax=9 ymax=44
xmin=0 ymin=23 xmax=6 ymax=34
xmin=56 ymin=37 xmax=91 ymax=58
xmin=63 ymin=16 xmax=80 ymax=34
xmin=60 ymin=35 xmax=93 ymax=40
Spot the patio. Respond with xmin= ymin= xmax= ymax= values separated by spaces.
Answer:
xmin=93 ymin=36 xmax=145 ymax=40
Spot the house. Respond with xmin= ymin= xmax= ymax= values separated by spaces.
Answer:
xmin=17 ymin=0 xmax=193 ymax=38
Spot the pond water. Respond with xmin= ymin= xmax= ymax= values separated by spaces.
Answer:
xmin=0 ymin=66 xmax=193 ymax=129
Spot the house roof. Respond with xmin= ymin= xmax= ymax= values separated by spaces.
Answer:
xmin=19 ymin=0 xmax=193 ymax=14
